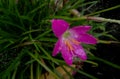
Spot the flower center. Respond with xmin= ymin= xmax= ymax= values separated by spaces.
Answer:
xmin=63 ymin=31 xmax=70 ymax=38
xmin=65 ymin=40 xmax=74 ymax=51
xmin=71 ymin=39 xmax=80 ymax=45
xmin=65 ymin=39 xmax=80 ymax=52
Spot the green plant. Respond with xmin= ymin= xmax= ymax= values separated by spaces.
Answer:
xmin=0 ymin=0 xmax=120 ymax=79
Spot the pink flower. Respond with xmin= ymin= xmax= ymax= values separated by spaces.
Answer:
xmin=51 ymin=19 xmax=97 ymax=65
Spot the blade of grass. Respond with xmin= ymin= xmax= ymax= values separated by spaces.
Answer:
xmin=28 ymin=3 xmax=47 ymax=15
xmin=30 ymin=63 xmax=34 ymax=79
xmin=91 ymin=56 xmax=120 ymax=69
xmin=69 ymin=65 xmax=98 ymax=79
xmin=38 ymin=45 xmax=59 ymax=65
xmin=0 ymin=20 xmax=26 ymax=31
xmin=27 ymin=51 xmax=60 ymax=79
xmin=36 ymin=29 xmax=52 ymax=39
xmin=12 ymin=65 xmax=18 ymax=79
xmin=87 ymin=5 xmax=120 ymax=16
xmin=29 ymin=26 xmax=40 ymax=52
xmin=85 ymin=60 xmax=98 ymax=67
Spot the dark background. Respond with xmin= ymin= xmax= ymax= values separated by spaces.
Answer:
xmin=75 ymin=0 xmax=120 ymax=79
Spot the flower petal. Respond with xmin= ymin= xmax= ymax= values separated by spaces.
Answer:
xmin=74 ymin=45 xmax=87 ymax=60
xmin=61 ymin=43 xmax=73 ymax=65
xmin=75 ymin=33 xmax=97 ymax=44
xmin=70 ymin=26 xmax=91 ymax=34
xmin=51 ymin=19 xmax=69 ymax=38
xmin=52 ymin=39 xmax=61 ymax=56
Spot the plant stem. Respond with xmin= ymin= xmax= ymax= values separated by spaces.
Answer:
xmin=70 ymin=9 xmax=120 ymax=24
xmin=87 ymin=16 xmax=120 ymax=24
xmin=87 ymin=5 xmax=120 ymax=16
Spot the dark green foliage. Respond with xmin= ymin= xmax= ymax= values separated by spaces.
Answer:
xmin=0 ymin=0 xmax=120 ymax=79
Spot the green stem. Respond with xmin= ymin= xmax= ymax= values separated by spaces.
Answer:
xmin=92 ymin=56 xmax=120 ymax=69
xmin=87 ymin=16 xmax=120 ymax=24
xmin=87 ymin=5 xmax=120 ymax=16
xmin=69 ymin=66 xmax=98 ymax=79
xmin=28 ymin=51 xmax=60 ymax=79
xmin=52 ymin=15 xmax=120 ymax=24
xmin=30 ymin=63 xmax=34 ymax=79
xmin=69 ymin=8 xmax=120 ymax=24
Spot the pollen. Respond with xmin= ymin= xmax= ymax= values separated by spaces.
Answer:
xmin=71 ymin=39 xmax=80 ymax=45
xmin=65 ymin=40 xmax=74 ymax=51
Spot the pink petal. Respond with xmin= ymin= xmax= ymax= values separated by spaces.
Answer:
xmin=61 ymin=43 xmax=73 ymax=65
xmin=52 ymin=39 xmax=61 ymax=56
xmin=51 ymin=19 xmax=69 ymax=38
xmin=75 ymin=33 xmax=97 ymax=44
xmin=74 ymin=45 xmax=87 ymax=60
xmin=70 ymin=26 xmax=91 ymax=34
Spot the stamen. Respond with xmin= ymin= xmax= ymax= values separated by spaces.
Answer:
xmin=71 ymin=39 xmax=80 ymax=45
xmin=65 ymin=40 xmax=74 ymax=51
